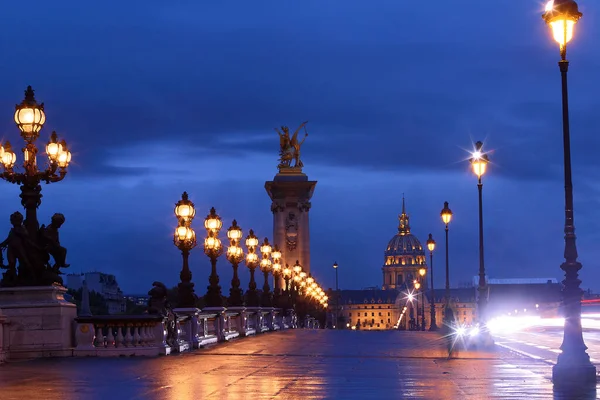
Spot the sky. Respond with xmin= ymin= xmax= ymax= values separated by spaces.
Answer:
xmin=0 ymin=0 xmax=599 ymax=295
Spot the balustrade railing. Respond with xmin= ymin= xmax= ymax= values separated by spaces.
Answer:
xmin=74 ymin=315 xmax=189 ymax=356
xmin=0 ymin=309 xmax=7 ymax=363
xmin=70 ymin=307 xmax=294 ymax=358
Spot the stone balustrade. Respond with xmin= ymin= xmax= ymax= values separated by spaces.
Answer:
xmin=70 ymin=307 xmax=296 ymax=358
xmin=74 ymin=315 xmax=184 ymax=357
xmin=0 ymin=309 xmax=8 ymax=363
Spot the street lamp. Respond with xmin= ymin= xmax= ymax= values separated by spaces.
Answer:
xmin=440 ymin=201 xmax=454 ymax=326
xmin=333 ymin=261 xmax=339 ymax=329
xmin=418 ymin=267 xmax=426 ymax=331
xmin=271 ymin=245 xmax=282 ymax=306
xmin=204 ymin=207 xmax=224 ymax=307
xmin=174 ymin=192 xmax=197 ymax=308
xmin=283 ymin=264 xmax=292 ymax=293
xmin=226 ymin=220 xmax=244 ymax=307
xmin=470 ymin=141 xmax=489 ymax=328
xmin=414 ymin=281 xmax=421 ymax=330
xmin=541 ymin=0 xmax=595 ymax=387
xmin=282 ymin=263 xmax=292 ymax=310
xmin=244 ymin=229 xmax=260 ymax=307
xmin=426 ymin=234 xmax=438 ymax=331
xmin=259 ymin=238 xmax=272 ymax=307
xmin=0 ymin=86 xmax=73 ymax=287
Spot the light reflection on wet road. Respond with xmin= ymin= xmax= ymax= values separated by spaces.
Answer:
xmin=0 ymin=330 xmax=592 ymax=399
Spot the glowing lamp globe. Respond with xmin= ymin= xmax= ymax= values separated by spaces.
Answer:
xmin=175 ymin=192 xmax=196 ymax=222
xmin=271 ymin=246 xmax=282 ymax=261
xmin=56 ymin=141 xmax=72 ymax=168
xmin=245 ymin=229 xmax=259 ymax=248
xmin=1 ymin=142 xmax=16 ymax=169
xmin=293 ymin=260 xmax=302 ymax=274
xmin=204 ymin=234 xmax=221 ymax=251
xmin=14 ymin=86 xmax=46 ymax=141
xmin=246 ymin=252 xmax=259 ymax=265
xmin=204 ymin=207 xmax=223 ymax=232
xmin=441 ymin=201 xmax=453 ymax=225
xmin=45 ymin=131 xmax=62 ymax=162
xmin=470 ymin=141 xmax=489 ymax=178
xmin=272 ymin=262 xmax=281 ymax=273
xmin=260 ymin=238 xmax=272 ymax=256
xmin=543 ymin=0 xmax=582 ymax=47
xmin=176 ymin=226 xmax=195 ymax=242
xmin=260 ymin=258 xmax=272 ymax=270
xmin=426 ymin=234 xmax=436 ymax=252
xmin=227 ymin=220 xmax=243 ymax=241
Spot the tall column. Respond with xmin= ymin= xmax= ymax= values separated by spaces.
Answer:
xmin=266 ymin=170 xmax=317 ymax=285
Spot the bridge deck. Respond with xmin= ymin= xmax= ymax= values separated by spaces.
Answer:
xmin=0 ymin=330 xmax=577 ymax=399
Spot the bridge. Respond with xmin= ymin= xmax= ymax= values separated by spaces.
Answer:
xmin=0 ymin=329 xmax=559 ymax=399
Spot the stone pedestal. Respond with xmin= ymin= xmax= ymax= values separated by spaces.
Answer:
xmin=265 ymin=168 xmax=317 ymax=284
xmin=0 ymin=285 xmax=76 ymax=360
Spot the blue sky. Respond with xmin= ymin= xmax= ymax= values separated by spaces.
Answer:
xmin=0 ymin=0 xmax=599 ymax=294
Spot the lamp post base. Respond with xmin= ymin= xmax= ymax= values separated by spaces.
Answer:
xmin=204 ymin=286 xmax=223 ymax=308
xmin=552 ymin=362 xmax=597 ymax=389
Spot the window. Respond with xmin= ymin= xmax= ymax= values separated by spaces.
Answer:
xmin=387 ymin=312 xmax=390 ymax=316
xmin=378 ymin=312 xmax=382 ymax=316
xmin=371 ymin=312 xmax=374 ymax=317
xmin=387 ymin=319 xmax=391 ymax=323
xmin=348 ymin=312 xmax=352 ymax=317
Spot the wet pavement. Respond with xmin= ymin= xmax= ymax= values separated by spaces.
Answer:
xmin=496 ymin=327 xmax=600 ymax=366
xmin=0 ymin=330 xmax=597 ymax=399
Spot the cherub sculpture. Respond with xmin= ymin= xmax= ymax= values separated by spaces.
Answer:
xmin=0 ymin=212 xmax=33 ymax=284
xmin=40 ymin=213 xmax=69 ymax=271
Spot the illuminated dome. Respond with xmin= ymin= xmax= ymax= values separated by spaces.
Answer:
xmin=383 ymin=198 xmax=426 ymax=266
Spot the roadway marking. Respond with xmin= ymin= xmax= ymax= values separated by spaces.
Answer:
xmin=535 ymin=345 xmax=550 ymax=349
xmin=496 ymin=342 xmax=544 ymax=361
xmin=549 ymin=349 xmax=561 ymax=354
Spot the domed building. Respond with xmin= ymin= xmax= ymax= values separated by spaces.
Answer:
xmin=382 ymin=198 xmax=428 ymax=291
xmin=329 ymin=197 xmax=478 ymax=330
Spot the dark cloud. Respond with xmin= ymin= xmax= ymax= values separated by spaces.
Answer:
xmin=0 ymin=0 xmax=598 ymax=293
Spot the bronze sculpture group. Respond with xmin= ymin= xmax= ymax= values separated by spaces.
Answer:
xmin=275 ymin=121 xmax=309 ymax=170
xmin=0 ymin=212 xmax=69 ymax=287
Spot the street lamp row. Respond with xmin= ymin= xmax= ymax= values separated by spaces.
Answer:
xmin=171 ymin=192 xmax=328 ymax=314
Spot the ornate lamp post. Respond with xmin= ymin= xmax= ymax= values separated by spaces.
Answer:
xmin=440 ymin=201 xmax=454 ymax=325
xmin=0 ymin=86 xmax=73 ymax=287
xmin=283 ymin=264 xmax=292 ymax=292
xmin=333 ymin=261 xmax=339 ymax=328
xmin=470 ymin=141 xmax=489 ymax=326
xmin=259 ymin=238 xmax=273 ymax=307
xmin=244 ymin=229 xmax=260 ymax=307
xmin=414 ymin=280 xmax=421 ymax=330
xmin=418 ymin=267 xmax=426 ymax=331
xmin=542 ymin=0 xmax=596 ymax=386
xmin=174 ymin=192 xmax=197 ymax=308
xmin=291 ymin=261 xmax=302 ymax=308
xmin=271 ymin=245 xmax=282 ymax=306
xmin=204 ymin=208 xmax=224 ymax=307
xmin=426 ymin=234 xmax=438 ymax=331
xmin=226 ymin=220 xmax=244 ymax=307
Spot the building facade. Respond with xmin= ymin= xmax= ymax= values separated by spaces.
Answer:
xmin=66 ymin=272 xmax=126 ymax=314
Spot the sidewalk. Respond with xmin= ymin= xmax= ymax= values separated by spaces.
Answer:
xmin=0 ymin=330 xmax=596 ymax=399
